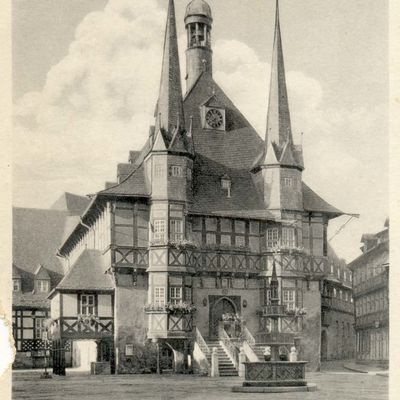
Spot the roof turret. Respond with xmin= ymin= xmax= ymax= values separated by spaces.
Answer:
xmin=185 ymin=0 xmax=212 ymax=20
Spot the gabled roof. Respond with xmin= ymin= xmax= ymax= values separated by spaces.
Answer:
xmin=302 ymin=183 xmax=344 ymax=218
xmin=13 ymin=264 xmax=22 ymax=279
xmin=184 ymin=73 xmax=264 ymax=173
xmin=50 ymin=192 xmax=90 ymax=216
xmin=99 ymin=163 xmax=150 ymax=197
xmin=12 ymin=263 xmax=63 ymax=309
xmin=34 ymin=265 xmax=51 ymax=280
xmin=54 ymin=250 xmax=114 ymax=292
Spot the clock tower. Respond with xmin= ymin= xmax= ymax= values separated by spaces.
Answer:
xmin=184 ymin=0 xmax=213 ymax=92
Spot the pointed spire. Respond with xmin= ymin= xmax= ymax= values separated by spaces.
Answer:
xmin=270 ymin=258 xmax=279 ymax=305
xmin=265 ymin=0 xmax=293 ymax=148
xmin=156 ymin=0 xmax=185 ymax=134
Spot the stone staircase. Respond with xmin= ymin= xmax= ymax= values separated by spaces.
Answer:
xmin=206 ymin=340 xmax=238 ymax=376
xmin=252 ymin=344 xmax=267 ymax=361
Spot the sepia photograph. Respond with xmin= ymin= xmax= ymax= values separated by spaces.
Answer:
xmin=2 ymin=0 xmax=392 ymax=398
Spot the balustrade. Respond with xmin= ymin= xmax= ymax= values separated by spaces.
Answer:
xmin=113 ymin=245 xmax=328 ymax=278
xmin=218 ymin=326 xmax=239 ymax=368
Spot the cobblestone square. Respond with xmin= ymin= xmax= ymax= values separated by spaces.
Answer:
xmin=12 ymin=370 xmax=388 ymax=400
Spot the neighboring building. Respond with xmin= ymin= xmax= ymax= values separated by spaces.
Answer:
xmin=348 ymin=220 xmax=389 ymax=366
xmin=12 ymin=193 xmax=90 ymax=368
xmin=321 ymin=247 xmax=355 ymax=360
xmin=48 ymin=0 xmax=351 ymax=376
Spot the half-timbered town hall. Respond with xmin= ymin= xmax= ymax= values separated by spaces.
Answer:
xmin=44 ymin=0 xmax=354 ymax=375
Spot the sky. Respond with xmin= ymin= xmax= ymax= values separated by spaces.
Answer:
xmin=12 ymin=0 xmax=388 ymax=262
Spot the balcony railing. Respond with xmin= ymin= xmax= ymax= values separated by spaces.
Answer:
xmin=353 ymin=273 xmax=388 ymax=297
xmin=113 ymin=246 xmax=148 ymax=269
xmin=259 ymin=305 xmax=287 ymax=316
xmin=58 ymin=317 xmax=114 ymax=339
xmin=356 ymin=311 xmax=389 ymax=329
xmin=113 ymin=245 xmax=328 ymax=277
xmin=321 ymin=296 xmax=354 ymax=314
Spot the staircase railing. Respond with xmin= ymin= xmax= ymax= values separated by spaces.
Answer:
xmin=195 ymin=327 xmax=211 ymax=357
xmin=218 ymin=325 xmax=239 ymax=368
xmin=242 ymin=325 xmax=256 ymax=347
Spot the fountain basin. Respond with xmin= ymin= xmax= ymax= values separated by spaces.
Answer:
xmin=232 ymin=361 xmax=317 ymax=393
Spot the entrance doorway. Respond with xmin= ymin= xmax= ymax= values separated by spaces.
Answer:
xmin=321 ymin=330 xmax=328 ymax=361
xmin=72 ymin=340 xmax=97 ymax=371
xmin=209 ymin=296 xmax=239 ymax=339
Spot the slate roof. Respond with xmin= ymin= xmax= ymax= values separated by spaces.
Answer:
xmin=302 ymin=183 xmax=343 ymax=218
xmin=13 ymin=208 xmax=69 ymax=275
xmin=12 ymin=263 xmax=63 ymax=309
xmin=12 ymin=264 xmax=22 ymax=279
xmin=34 ymin=265 xmax=51 ymax=280
xmin=13 ymin=193 xmax=89 ymax=309
xmin=99 ymin=163 xmax=150 ymax=197
xmin=50 ymin=192 xmax=90 ymax=215
xmin=54 ymin=250 xmax=114 ymax=292
xmin=13 ymin=292 xmax=51 ymax=309
xmin=184 ymin=72 xmax=264 ymax=172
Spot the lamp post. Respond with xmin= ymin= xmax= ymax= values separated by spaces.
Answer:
xmin=40 ymin=330 xmax=52 ymax=379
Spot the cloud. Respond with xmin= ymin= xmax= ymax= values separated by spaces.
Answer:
xmin=13 ymin=0 xmax=387 ymax=261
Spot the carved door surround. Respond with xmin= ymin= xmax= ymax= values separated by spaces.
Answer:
xmin=208 ymin=295 xmax=241 ymax=339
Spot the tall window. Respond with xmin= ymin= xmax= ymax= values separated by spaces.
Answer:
xmin=169 ymin=287 xmax=182 ymax=305
xmin=35 ymin=318 xmax=45 ymax=340
xmin=153 ymin=220 xmax=166 ymax=243
xmin=282 ymin=289 xmax=296 ymax=311
xmin=154 ymin=287 xmax=165 ymax=307
xmin=282 ymin=227 xmax=295 ymax=248
xmin=81 ymin=294 xmax=95 ymax=315
xmin=265 ymin=289 xmax=272 ymax=305
xmin=235 ymin=235 xmax=246 ymax=247
xmin=170 ymin=220 xmax=183 ymax=242
xmin=184 ymin=287 xmax=192 ymax=303
xmin=266 ymin=228 xmax=279 ymax=248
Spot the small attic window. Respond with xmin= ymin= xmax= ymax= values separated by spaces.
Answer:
xmin=221 ymin=175 xmax=231 ymax=198
xmin=37 ymin=280 xmax=50 ymax=293
xmin=13 ymin=279 xmax=21 ymax=292
xmin=169 ymin=165 xmax=183 ymax=177
xmin=283 ymin=177 xmax=293 ymax=187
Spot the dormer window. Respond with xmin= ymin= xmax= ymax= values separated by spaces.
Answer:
xmin=13 ymin=279 xmax=21 ymax=292
xmin=37 ymin=280 xmax=50 ymax=293
xmin=221 ymin=175 xmax=231 ymax=198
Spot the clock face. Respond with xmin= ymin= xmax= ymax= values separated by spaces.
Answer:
xmin=205 ymin=108 xmax=224 ymax=129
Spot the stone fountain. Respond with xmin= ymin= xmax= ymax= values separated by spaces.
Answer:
xmin=232 ymin=261 xmax=317 ymax=393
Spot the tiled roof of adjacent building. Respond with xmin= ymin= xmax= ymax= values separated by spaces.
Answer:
xmin=50 ymin=192 xmax=90 ymax=215
xmin=12 ymin=263 xmax=63 ymax=309
xmin=13 ymin=208 xmax=70 ymax=275
xmin=54 ymin=250 xmax=114 ymax=293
